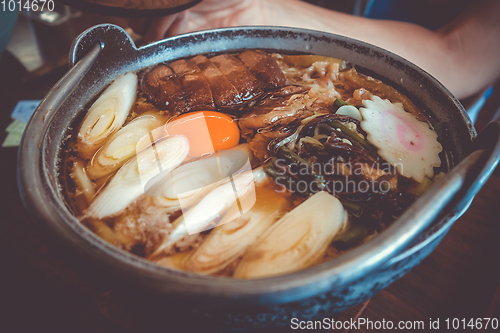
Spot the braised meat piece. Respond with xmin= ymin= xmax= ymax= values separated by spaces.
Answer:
xmin=237 ymin=50 xmax=286 ymax=89
xmin=169 ymin=59 xmax=216 ymax=111
xmin=191 ymin=55 xmax=243 ymax=110
xmin=209 ymin=54 xmax=264 ymax=104
xmin=238 ymin=85 xmax=311 ymax=134
xmin=141 ymin=65 xmax=186 ymax=113
xmin=142 ymin=52 xmax=287 ymax=114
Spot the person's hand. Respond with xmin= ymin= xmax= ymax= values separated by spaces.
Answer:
xmin=142 ymin=0 xmax=262 ymax=44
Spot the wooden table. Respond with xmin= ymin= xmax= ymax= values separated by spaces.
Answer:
xmin=1 ymin=42 xmax=499 ymax=333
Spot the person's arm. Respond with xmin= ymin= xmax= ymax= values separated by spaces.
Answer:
xmin=144 ymin=0 xmax=500 ymax=99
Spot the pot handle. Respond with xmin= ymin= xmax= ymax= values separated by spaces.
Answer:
xmin=20 ymin=26 xmax=123 ymax=177
xmin=386 ymin=120 xmax=500 ymax=265
xmin=69 ymin=24 xmax=138 ymax=68
xmin=432 ymin=120 xmax=500 ymax=224
xmin=18 ymin=41 xmax=102 ymax=222
xmin=452 ymin=121 xmax=500 ymax=216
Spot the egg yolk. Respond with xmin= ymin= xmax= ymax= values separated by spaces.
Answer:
xmin=164 ymin=111 xmax=240 ymax=158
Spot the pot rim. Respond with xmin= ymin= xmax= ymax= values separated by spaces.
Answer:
xmin=18 ymin=25 xmax=476 ymax=305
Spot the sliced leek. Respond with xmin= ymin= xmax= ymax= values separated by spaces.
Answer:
xmin=146 ymin=144 xmax=254 ymax=211
xmin=146 ymin=153 xmax=225 ymax=214
xmin=151 ymin=167 xmax=264 ymax=256
xmin=87 ymin=113 xmax=164 ymax=179
xmin=78 ymin=73 xmax=137 ymax=153
xmin=184 ymin=190 xmax=289 ymax=275
xmin=70 ymin=159 xmax=95 ymax=203
xmin=85 ymin=135 xmax=189 ymax=219
xmin=336 ymin=105 xmax=362 ymax=121
xmin=234 ymin=191 xmax=347 ymax=279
